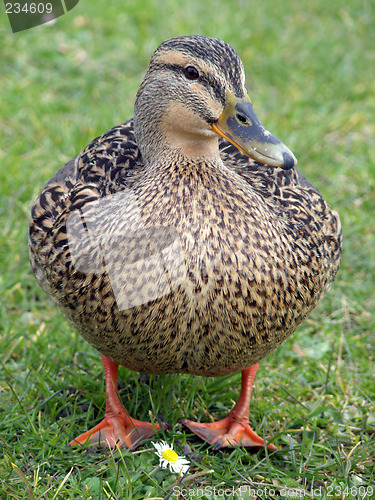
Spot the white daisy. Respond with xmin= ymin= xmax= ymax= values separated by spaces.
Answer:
xmin=152 ymin=441 xmax=190 ymax=475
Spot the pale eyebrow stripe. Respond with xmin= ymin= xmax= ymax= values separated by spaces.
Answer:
xmin=151 ymin=56 xmax=226 ymax=107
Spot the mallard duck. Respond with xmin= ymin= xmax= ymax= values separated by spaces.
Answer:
xmin=29 ymin=36 xmax=342 ymax=451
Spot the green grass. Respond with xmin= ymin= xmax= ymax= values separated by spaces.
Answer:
xmin=1 ymin=0 xmax=374 ymax=498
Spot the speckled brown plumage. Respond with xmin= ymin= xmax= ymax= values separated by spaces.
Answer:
xmin=28 ymin=36 xmax=342 ymax=449
xmin=29 ymin=119 xmax=341 ymax=376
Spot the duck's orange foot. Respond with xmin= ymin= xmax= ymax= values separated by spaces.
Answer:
xmin=69 ymin=413 xmax=167 ymax=450
xmin=182 ymin=416 xmax=277 ymax=451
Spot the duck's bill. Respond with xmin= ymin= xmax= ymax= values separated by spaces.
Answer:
xmin=212 ymin=91 xmax=297 ymax=169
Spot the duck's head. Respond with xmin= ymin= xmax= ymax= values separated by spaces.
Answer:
xmin=134 ymin=36 xmax=297 ymax=168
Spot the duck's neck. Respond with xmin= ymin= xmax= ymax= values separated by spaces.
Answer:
xmin=140 ymin=151 xmax=223 ymax=185
xmin=134 ymin=118 xmax=221 ymax=167
xmin=134 ymin=82 xmax=221 ymax=166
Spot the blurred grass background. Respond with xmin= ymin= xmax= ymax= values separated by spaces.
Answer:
xmin=1 ymin=0 xmax=374 ymax=498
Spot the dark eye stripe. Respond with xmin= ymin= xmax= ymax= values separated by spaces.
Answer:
xmin=152 ymin=62 xmax=226 ymax=107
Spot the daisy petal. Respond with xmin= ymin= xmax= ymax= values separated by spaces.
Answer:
xmin=152 ymin=440 xmax=190 ymax=475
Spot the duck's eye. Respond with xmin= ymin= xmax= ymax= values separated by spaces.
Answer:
xmin=184 ymin=66 xmax=199 ymax=80
xmin=236 ymin=113 xmax=249 ymax=124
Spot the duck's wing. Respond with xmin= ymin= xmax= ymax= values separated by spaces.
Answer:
xmin=28 ymin=119 xmax=144 ymax=286
xmin=218 ymin=136 xmax=342 ymax=288
xmin=39 ymin=119 xmax=142 ymax=192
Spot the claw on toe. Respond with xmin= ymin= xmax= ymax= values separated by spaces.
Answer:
xmin=182 ymin=416 xmax=276 ymax=450
xmin=69 ymin=414 xmax=165 ymax=450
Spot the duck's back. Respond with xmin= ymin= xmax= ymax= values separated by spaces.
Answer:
xmin=29 ymin=119 xmax=342 ymax=376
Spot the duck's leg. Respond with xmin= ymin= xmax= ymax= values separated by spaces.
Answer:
xmin=69 ymin=354 xmax=165 ymax=449
xmin=182 ymin=364 xmax=276 ymax=450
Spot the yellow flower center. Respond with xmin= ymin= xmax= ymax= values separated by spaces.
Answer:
xmin=161 ymin=448 xmax=178 ymax=463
